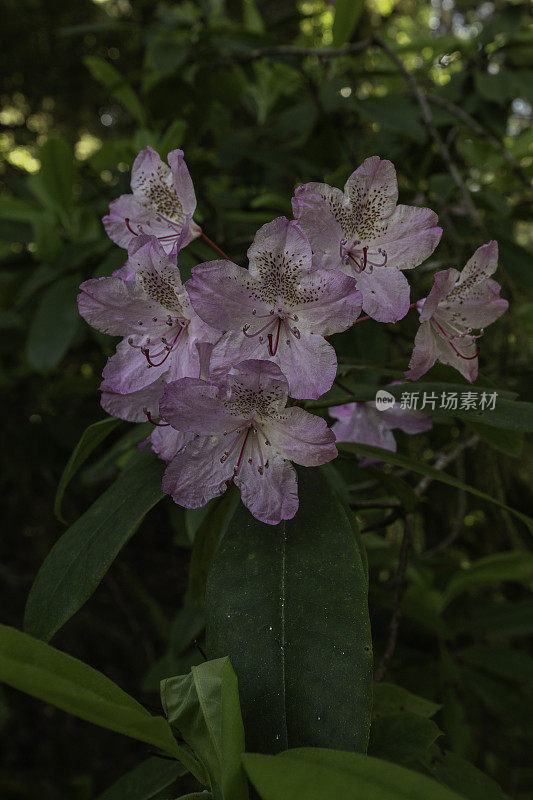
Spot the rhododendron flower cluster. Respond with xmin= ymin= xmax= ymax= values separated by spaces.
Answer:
xmin=78 ymin=148 xmax=508 ymax=525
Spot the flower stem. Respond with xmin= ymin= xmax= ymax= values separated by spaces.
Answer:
xmin=200 ymin=231 xmax=232 ymax=261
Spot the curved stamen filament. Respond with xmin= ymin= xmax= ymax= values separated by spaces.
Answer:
xmin=125 ymin=218 xmax=139 ymax=236
xmin=142 ymin=324 xmax=185 ymax=367
xmin=254 ymin=432 xmax=265 ymax=475
xmin=224 ymin=427 xmax=252 ymax=484
xmin=243 ymin=317 xmax=278 ymax=338
xmin=154 ymin=213 xmax=184 ymax=233
xmin=125 ymin=215 xmax=183 ymax=243
xmin=432 ymin=320 xmax=480 ymax=360
xmin=144 ymin=409 xmax=170 ymax=427
xmin=340 ymin=239 xmax=388 ymax=273
xmin=267 ymin=319 xmax=282 ymax=356
xmin=221 ymin=428 xmax=246 ymax=462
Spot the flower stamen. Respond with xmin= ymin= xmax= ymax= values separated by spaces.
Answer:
xmin=144 ymin=409 xmax=170 ymax=426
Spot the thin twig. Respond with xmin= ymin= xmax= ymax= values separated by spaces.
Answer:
xmin=414 ymin=434 xmax=479 ymax=497
xmin=423 ymin=450 xmax=467 ymax=556
xmin=351 ymin=499 xmax=400 ymax=510
xmin=214 ymin=40 xmax=373 ymax=66
xmin=362 ymin=508 xmax=406 ymax=533
xmin=194 ymin=639 xmax=208 ymax=661
xmin=373 ymin=37 xmax=484 ymax=230
xmin=200 ymin=231 xmax=232 ymax=261
xmin=355 ymin=435 xmax=479 ymax=534
xmin=374 ymin=514 xmax=412 ymax=682
xmin=334 ymin=377 xmax=355 ymax=395
xmin=426 ymin=93 xmax=531 ymax=188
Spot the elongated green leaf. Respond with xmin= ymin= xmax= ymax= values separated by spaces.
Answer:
xmin=372 ymin=683 xmax=441 ymax=719
xmin=161 ymin=657 xmax=247 ymax=798
xmin=171 ymin=794 xmax=213 ymax=799
xmin=188 ymin=486 xmax=239 ymax=606
xmin=96 ymin=757 xmax=186 ymax=800
xmin=85 ymin=56 xmax=146 ymax=124
xmin=39 ymin=136 xmax=75 ymax=213
xmin=0 ymin=625 xmax=201 ymax=778
xmin=26 ymin=275 xmax=82 ymax=372
xmin=338 ymin=442 xmax=533 ymax=534
xmin=159 ymin=119 xmax=187 ymax=156
xmin=368 ymin=712 xmax=442 ymax=765
xmin=55 ymin=417 xmax=122 ymax=522
xmin=206 ymin=469 xmax=372 ymax=754
xmin=242 ymin=749 xmax=465 ymax=800
xmin=32 ymin=212 xmax=63 ymax=262
xmin=0 ymin=195 xmax=40 ymax=222
xmin=454 ymin=599 xmax=533 ymax=636
xmin=357 ymin=96 xmax=426 ymax=143
xmin=221 ymin=659 xmax=248 ymax=800
xmin=24 ymin=451 xmax=164 ymax=642
xmin=366 ymin=467 xmax=419 ymax=511
xmin=420 ymin=749 xmax=505 ymax=800
xmin=442 ymin=552 xmax=533 ymax=607
xmin=465 ymin=420 xmax=523 ymax=456
xmin=457 ymin=645 xmax=533 ymax=683
xmin=332 ymin=0 xmax=365 ymax=47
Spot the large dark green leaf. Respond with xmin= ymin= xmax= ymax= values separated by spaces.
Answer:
xmin=0 ymin=625 xmax=202 ymax=780
xmin=54 ymin=417 xmax=122 ymax=522
xmin=24 ymin=451 xmax=164 ymax=642
xmin=242 ymin=749 xmax=465 ymax=800
xmin=337 ymin=443 xmax=533 ymax=534
xmin=26 ymin=275 xmax=82 ymax=372
xmin=205 ymin=469 xmax=372 ymax=754
xmin=96 ymin=757 xmax=186 ymax=800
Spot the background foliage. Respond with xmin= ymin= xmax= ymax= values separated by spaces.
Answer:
xmin=1 ymin=0 xmax=532 ymax=798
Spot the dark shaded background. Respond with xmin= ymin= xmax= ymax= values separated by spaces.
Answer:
xmin=1 ymin=0 xmax=532 ymax=797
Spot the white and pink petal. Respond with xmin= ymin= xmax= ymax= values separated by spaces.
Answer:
xmin=355 ymin=265 xmax=410 ymax=323
xmin=236 ymin=452 xmax=299 ymax=525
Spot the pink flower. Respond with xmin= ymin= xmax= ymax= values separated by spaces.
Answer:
xmin=405 ymin=241 xmax=508 ymax=382
xmin=103 ymin=147 xmax=201 ymax=254
xmin=159 ymin=359 xmax=338 ymax=525
xmin=77 ymin=235 xmax=219 ymax=422
xmin=148 ymin=342 xmax=215 ymax=461
xmin=292 ymin=156 xmax=442 ymax=323
xmin=330 ymin=395 xmax=432 ymax=465
xmin=186 ymin=216 xmax=363 ymax=400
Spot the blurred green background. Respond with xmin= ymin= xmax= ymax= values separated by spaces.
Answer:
xmin=1 ymin=0 xmax=532 ymax=798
